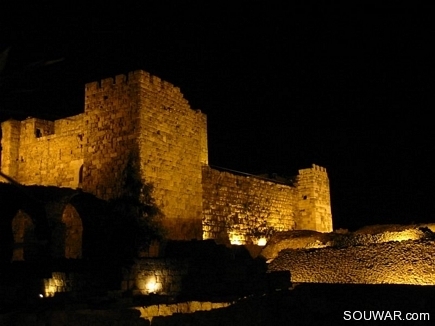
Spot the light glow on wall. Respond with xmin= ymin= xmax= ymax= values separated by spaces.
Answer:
xmin=257 ymin=237 xmax=267 ymax=246
xmin=386 ymin=230 xmax=422 ymax=242
xmin=136 ymin=276 xmax=162 ymax=294
xmin=146 ymin=279 xmax=160 ymax=293
xmin=42 ymin=272 xmax=69 ymax=297
xmin=43 ymin=281 xmax=58 ymax=297
xmin=229 ymin=232 xmax=245 ymax=245
xmin=229 ymin=233 xmax=268 ymax=246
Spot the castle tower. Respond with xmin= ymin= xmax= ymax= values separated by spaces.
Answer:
xmin=134 ymin=71 xmax=207 ymax=240
xmin=295 ymin=164 xmax=333 ymax=232
xmin=82 ymin=74 xmax=142 ymax=199
xmin=0 ymin=119 xmax=21 ymax=180
xmin=82 ymin=71 xmax=208 ymax=240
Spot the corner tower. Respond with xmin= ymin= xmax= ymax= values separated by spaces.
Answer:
xmin=82 ymin=71 xmax=208 ymax=240
xmin=134 ymin=71 xmax=207 ymax=240
xmin=82 ymin=73 xmax=142 ymax=199
xmin=295 ymin=164 xmax=333 ymax=232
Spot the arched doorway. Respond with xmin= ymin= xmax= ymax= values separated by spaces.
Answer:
xmin=11 ymin=210 xmax=36 ymax=261
xmin=61 ymin=204 xmax=83 ymax=259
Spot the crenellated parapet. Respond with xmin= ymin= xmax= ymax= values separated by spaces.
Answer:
xmin=84 ymin=71 xmax=189 ymax=111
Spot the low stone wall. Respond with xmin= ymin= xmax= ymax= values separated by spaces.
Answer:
xmin=268 ymin=239 xmax=435 ymax=285
xmin=1 ymin=301 xmax=233 ymax=325
xmin=135 ymin=301 xmax=233 ymax=322
xmin=42 ymin=271 xmax=93 ymax=297
xmin=122 ymin=255 xmax=280 ymax=298
xmin=1 ymin=244 xmax=287 ymax=306
xmin=122 ymin=259 xmax=189 ymax=296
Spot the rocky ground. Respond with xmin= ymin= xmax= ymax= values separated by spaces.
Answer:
xmin=265 ymin=224 xmax=435 ymax=285
xmin=261 ymin=223 xmax=435 ymax=260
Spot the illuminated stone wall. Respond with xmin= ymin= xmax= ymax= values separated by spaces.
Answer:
xmin=202 ymin=166 xmax=297 ymax=244
xmin=134 ymin=71 xmax=207 ymax=240
xmin=268 ymin=239 xmax=435 ymax=285
xmin=123 ymin=259 xmax=189 ymax=296
xmin=202 ymin=164 xmax=333 ymax=244
xmin=123 ymin=245 xmax=276 ymax=298
xmin=0 ymin=116 xmax=84 ymax=188
xmin=82 ymin=74 xmax=140 ymax=199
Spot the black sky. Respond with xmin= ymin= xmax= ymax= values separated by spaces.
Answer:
xmin=1 ymin=3 xmax=435 ymax=230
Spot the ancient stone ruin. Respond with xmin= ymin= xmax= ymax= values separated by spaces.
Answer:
xmin=1 ymin=70 xmax=333 ymax=246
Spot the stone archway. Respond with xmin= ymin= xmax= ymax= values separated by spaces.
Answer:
xmin=11 ymin=210 xmax=36 ymax=261
xmin=61 ymin=204 xmax=83 ymax=259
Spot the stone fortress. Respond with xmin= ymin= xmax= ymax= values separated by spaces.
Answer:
xmin=3 ymin=71 xmax=435 ymax=325
xmin=0 ymin=70 xmax=333 ymax=243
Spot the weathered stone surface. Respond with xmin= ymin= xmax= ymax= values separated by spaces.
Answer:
xmin=269 ymin=239 xmax=435 ymax=285
xmin=133 ymin=300 xmax=233 ymax=322
xmin=202 ymin=164 xmax=332 ymax=244
xmin=261 ymin=223 xmax=435 ymax=260
xmin=202 ymin=167 xmax=297 ymax=243
xmin=261 ymin=230 xmax=332 ymax=260
xmin=123 ymin=241 xmax=272 ymax=298
xmin=296 ymin=165 xmax=332 ymax=232
xmin=1 ymin=71 xmax=207 ymax=241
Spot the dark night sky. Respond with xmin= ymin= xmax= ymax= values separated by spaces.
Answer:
xmin=1 ymin=3 xmax=435 ymax=230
